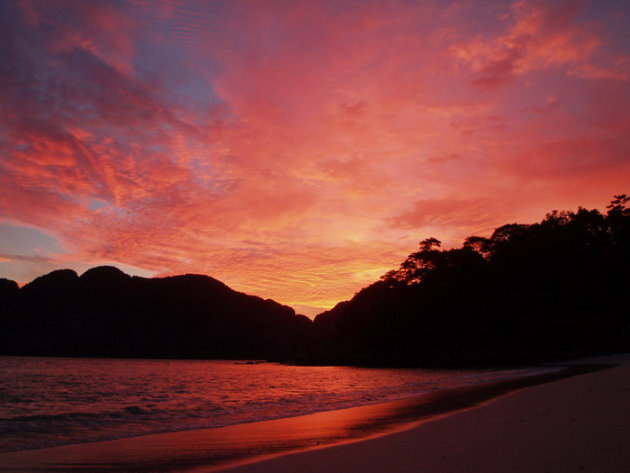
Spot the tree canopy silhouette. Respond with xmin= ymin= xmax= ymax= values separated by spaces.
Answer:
xmin=311 ymin=195 xmax=630 ymax=366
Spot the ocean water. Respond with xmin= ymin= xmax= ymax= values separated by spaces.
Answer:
xmin=0 ymin=356 xmax=555 ymax=453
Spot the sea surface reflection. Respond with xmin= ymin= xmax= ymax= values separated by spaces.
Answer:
xmin=0 ymin=356 xmax=554 ymax=453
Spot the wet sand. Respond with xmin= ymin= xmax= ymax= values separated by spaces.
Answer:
xmin=218 ymin=356 xmax=630 ymax=473
xmin=0 ymin=361 xmax=622 ymax=473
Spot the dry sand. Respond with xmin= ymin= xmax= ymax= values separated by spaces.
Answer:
xmin=217 ymin=356 xmax=630 ymax=473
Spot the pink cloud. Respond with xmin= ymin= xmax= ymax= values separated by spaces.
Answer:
xmin=452 ymin=0 xmax=628 ymax=87
xmin=17 ymin=0 xmax=138 ymax=75
xmin=390 ymin=197 xmax=517 ymax=232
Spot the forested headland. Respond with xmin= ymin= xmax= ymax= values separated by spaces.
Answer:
xmin=310 ymin=195 xmax=630 ymax=366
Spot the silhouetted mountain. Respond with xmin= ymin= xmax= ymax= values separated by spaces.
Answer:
xmin=2 ymin=196 xmax=630 ymax=366
xmin=309 ymin=195 xmax=630 ymax=367
xmin=0 ymin=268 xmax=312 ymax=360
xmin=0 ymin=278 xmax=18 ymax=296
xmin=0 ymin=279 xmax=19 ymax=322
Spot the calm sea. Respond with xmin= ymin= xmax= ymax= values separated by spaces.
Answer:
xmin=0 ymin=356 xmax=554 ymax=453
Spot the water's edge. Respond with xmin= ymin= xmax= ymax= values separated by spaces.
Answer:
xmin=208 ymin=362 xmax=615 ymax=473
xmin=0 ymin=363 xmax=613 ymax=473
xmin=0 ymin=357 xmax=560 ymax=454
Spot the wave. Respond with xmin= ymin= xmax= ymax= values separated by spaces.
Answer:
xmin=1 ymin=405 xmax=160 ymax=423
xmin=0 ymin=357 xmax=559 ymax=454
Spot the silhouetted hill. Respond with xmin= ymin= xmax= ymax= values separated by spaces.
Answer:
xmin=309 ymin=195 xmax=630 ymax=367
xmin=0 ymin=278 xmax=19 ymax=321
xmin=2 ymin=196 xmax=630 ymax=366
xmin=0 ymin=267 xmax=312 ymax=360
xmin=0 ymin=278 xmax=18 ymax=296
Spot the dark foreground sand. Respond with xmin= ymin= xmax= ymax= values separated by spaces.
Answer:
xmin=218 ymin=356 xmax=630 ymax=473
xmin=0 ymin=356 xmax=628 ymax=473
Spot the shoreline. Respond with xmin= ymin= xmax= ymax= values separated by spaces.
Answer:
xmin=216 ymin=355 xmax=630 ymax=473
xmin=0 ymin=360 xmax=564 ymax=455
xmin=0 ymin=361 xmax=614 ymax=473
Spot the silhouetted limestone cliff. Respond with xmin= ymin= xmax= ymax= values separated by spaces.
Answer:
xmin=0 ymin=267 xmax=311 ymax=360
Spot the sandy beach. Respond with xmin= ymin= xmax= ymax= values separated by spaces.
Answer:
xmin=0 ymin=357 xmax=628 ymax=473
xmin=218 ymin=355 xmax=630 ymax=473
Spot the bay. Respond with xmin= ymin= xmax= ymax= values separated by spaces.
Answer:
xmin=0 ymin=356 xmax=555 ymax=453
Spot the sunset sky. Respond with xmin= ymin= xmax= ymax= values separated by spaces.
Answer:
xmin=1 ymin=0 xmax=629 ymax=316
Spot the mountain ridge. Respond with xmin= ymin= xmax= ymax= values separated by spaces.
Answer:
xmin=0 ymin=266 xmax=311 ymax=361
xmin=2 ymin=195 xmax=630 ymax=367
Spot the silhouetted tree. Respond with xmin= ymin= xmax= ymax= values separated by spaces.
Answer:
xmin=312 ymin=195 xmax=630 ymax=367
xmin=606 ymin=194 xmax=630 ymax=215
